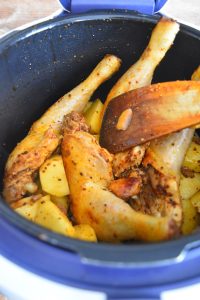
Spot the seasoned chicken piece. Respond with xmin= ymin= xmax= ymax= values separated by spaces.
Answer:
xmin=112 ymin=144 xmax=149 ymax=177
xmin=62 ymin=111 xmax=90 ymax=135
xmin=148 ymin=167 xmax=181 ymax=220
xmin=141 ymin=66 xmax=200 ymax=225
xmin=61 ymin=113 xmax=178 ymax=242
xmin=4 ymin=55 xmax=121 ymax=203
xmin=3 ymin=128 xmax=59 ymax=202
xmin=101 ymin=17 xmax=180 ymax=175
xmin=130 ymin=178 xmax=163 ymax=217
xmin=103 ymin=17 xmax=180 ymax=113
xmin=143 ymin=129 xmax=194 ymax=225
xmin=108 ymin=176 xmax=142 ymax=200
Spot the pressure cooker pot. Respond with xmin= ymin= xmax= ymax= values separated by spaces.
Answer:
xmin=1 ymin=8 xmax=200 ymax=300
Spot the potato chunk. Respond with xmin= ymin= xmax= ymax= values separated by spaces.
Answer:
xmin=13 ymin=195 xmax=97 ymax=240
xmin=84 ymin=99 xmax=103 ymax=133
xmin=51 ymin=195 xmax=69 ymax=214
xmin=182 ymin=140 xmax=200 ymax=172
xmin=190 ymin=190 xmax=200 ymax=211
xmin=39 ymin=155 xmax=69 ymax=197
xmin=12 ymin=196 xmax=40 ymax=221
xmin=179 ymin=173 xmax=200 ymax=200
xmin=74 ymin=224 xmax=97 ymax=242
xmin=35 ymin=195 xmax=74 ymax=236
xmin=181 ymin=198 xmax=199 ymax=235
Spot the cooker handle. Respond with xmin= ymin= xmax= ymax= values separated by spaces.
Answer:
xmin=107 ymin=296 xmax=161 ymax=300
xmin=57 ymin=0 xmax=168 ymax=14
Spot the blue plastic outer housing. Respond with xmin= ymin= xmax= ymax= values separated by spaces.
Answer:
xmin=1 ymin=212 xmax=200 ymax=300
xmin=58 ymin=0 xmax=169 ymax=14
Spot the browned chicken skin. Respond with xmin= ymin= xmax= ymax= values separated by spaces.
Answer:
xmin=3 ymin=128 xmax=59 ymax=202
xmin=61 ymin=112 xmax=178 ymax=242
xmin=3 ymin=55 xmax=121 ymax=203
xmin=112 ymin=145 xmax=149 ymax=177
xmin=62 ymin=111 xmax=90 ymax=135
xmin=109 ymin=176 xmax=142 ymax=200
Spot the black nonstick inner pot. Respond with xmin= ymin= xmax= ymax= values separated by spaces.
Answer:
xmin=1 ymin=10 xmax=200 ymax=265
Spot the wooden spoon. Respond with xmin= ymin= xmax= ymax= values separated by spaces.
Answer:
xmin=100 ymin=81 xmax=200 ymax=153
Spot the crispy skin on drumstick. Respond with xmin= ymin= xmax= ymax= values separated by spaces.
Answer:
xmin=61 ymin=113 xmax=177 ymax=242
xmin=3 ymin=128 xmax=59 ymax=202
xmin=3 ymin=55 xmax=121 ymax=203
xmin=103 ymin=17 xmax=180 ymax=113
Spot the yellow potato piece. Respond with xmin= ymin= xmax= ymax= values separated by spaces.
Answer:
xmin=181 ymin=198 xmax=199 ymax=235
xmin=84 ymin=99 xmax=103 ymax=134
xmin=11 ymin=196 xmax=36 ymax=209
xmin=179 ymin=173 xmax=200 ymax=200
xmin=51 ymin=195 xmax=69 ymax=214
xmin=39 ymin=155 xmax=69 ymax=197
xmin=190 ymin=190 xmax=200 ymax=211
xmin=13 ymin=196 xmax=40 ymax=221
xmin=35 ymin=196 xmax=75 ymax=237
xmin=182 ymin=140 xmax=200 ymax=172
xmin=74 ymin=224 xmax=97 ymax=242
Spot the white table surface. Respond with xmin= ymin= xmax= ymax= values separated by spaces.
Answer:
xmin=161 ymin=0 xmax=200 ymax=29
xmin=0 ymin=255 xmax=105 ymax=300
xmin=1 ymin=253 xmax=200 ymax=300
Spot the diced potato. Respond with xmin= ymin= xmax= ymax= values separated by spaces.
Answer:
xmin=51 ymin=195 xmax=69 ymax=214
xmin=74 ymin=224 xmax=97 ymax=242
xmin=39 ymin=155 xmax=69 ymax=197
xmin=181 ymin=198 xmax=199 ymax=235
xmin=182 ymin=140 xmax=200 ymax=172
xmin=11 ymin=196 xmax=35 ymax=209
xmin=84 ymin=99 xmax=103 ymax=134
xmin=190 ymin=190 xmax=200 ymax=211
xmin=179 ymin=172 xmax=200 ymax=200
xmin=12 ymin=196 xmax=40 ymax=221
xmin=35 ymin=195 xmax=75 ymax=237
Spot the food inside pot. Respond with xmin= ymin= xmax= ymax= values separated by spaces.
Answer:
xmin=3 ymin=17 xmax=200 ymax=243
